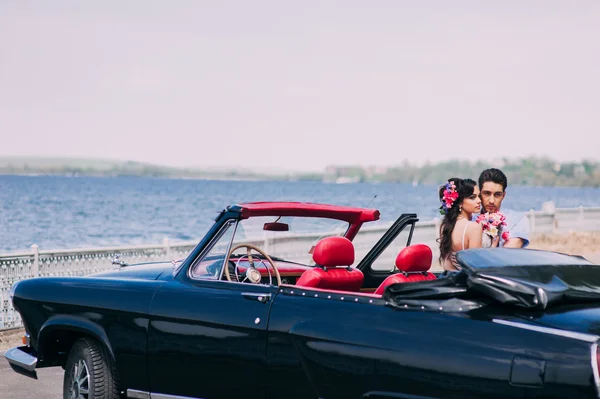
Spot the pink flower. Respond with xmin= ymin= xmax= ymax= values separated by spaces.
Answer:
xmin=476 ymin=211 xmax=508 ymax=238
xmin=440 ymin=181 xmax=459 ymax=214
xmin=502 ymin=231 xmax=510 ymax=241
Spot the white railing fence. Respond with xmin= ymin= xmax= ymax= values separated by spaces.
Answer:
xmin=0 ymin=240 xmax=197 ymax=329
xmin=2 ymin=204 xmax=600 ymax=330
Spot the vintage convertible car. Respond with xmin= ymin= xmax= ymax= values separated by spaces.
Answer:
xmin=5 ymin=201 xmax=600 ymax=399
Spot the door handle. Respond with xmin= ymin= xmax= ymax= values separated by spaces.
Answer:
xmin=242 ymin=292 xmax=271 ymax=303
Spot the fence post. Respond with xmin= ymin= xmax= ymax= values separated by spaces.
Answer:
xmin=163 ymin=237 xmax=171 ymax=260
xmin=529 ymin=209 xmax=536 ymax=233
xmin=262 ymin=231 xmax=269 ymax=253
xmin=31 ymin=244 xmax=39 ymax=278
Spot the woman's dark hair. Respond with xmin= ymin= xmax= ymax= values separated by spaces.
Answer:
xmin=436 ymin=177 xmax=477 ymax=264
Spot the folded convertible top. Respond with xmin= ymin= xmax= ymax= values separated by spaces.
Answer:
xmin=384 ymin=248 xmax=600 ymax=310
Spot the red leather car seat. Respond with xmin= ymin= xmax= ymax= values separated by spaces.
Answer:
xmin=374 ymin=244 xmax=436 ymax=295
xmin=296 ymin=236 xmax=364 ymax=292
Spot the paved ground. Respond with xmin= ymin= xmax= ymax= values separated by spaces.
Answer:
xmin=0 ymin=356 xmax=62 ymax=398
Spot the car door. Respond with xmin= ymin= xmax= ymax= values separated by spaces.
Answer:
xmin=147 ymin=277 xmax=277 ymax=399
xmin=146 ymin=219 xmax=277 ymax=398
xmin=267 ymin=286 xmax=526 ymax=399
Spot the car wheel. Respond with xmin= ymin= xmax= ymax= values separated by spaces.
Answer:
xmin=63 ymin=338 xmax=120 ymax=399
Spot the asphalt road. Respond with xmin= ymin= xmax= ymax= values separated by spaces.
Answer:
xmin=0 ymin=356 xmax=62 ymax=398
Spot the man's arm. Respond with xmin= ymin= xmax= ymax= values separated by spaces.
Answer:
xmin=503 ymin=237 xmax=525 ymax=248
xmin=503 ymin=212 xmax=530 ymax=248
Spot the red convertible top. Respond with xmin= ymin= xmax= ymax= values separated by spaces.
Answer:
xmin=237 ymin=202 xmax=380 ymax=223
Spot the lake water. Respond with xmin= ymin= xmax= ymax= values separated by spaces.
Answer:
xmin=2 ymin=175 xmax=600 ymax=253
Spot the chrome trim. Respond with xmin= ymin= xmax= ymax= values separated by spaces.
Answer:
xmin=127 ymin=389 xmax=208 ymax=398
xmin=126 ymin=389 xmax=150 ymax=399
xmin=3 ymin=346 xmax=37 ymax=372
xmin=493 ymin=319 xmax=600 ymax=343
xmin=218 ymin=220 xmax=239 ymax=281
xmin=187 ymin=220 xmax=237 ymax=281
xmin=199 ymin=279 xmax=271 ymax=288
xmin=151 ymin=393 xmax=200 ymax=399
xmin=592 ymin=343 xmax=600 ymax=398
xmin=112 ymin=253 xmax=129 ymax=267
xmin=242 ymin=292 xmax=272 ymax=303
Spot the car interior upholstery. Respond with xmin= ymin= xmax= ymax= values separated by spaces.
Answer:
xmin=373 ymin=244 xmax=436 ymax=295
xmin=295 ymin=236 xmax=364 ymax=292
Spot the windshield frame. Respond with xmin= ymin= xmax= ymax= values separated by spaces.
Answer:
xmin=186 ymin=214 xmax=354 ymax=284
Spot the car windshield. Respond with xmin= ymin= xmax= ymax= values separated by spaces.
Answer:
xmin=230 ymin=216 xmax=350 ymax=265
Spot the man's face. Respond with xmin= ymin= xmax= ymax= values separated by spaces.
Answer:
xmin=480 ymin=182 xmax=506 ymax=213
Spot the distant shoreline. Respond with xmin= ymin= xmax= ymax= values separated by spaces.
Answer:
xmin=1 ymin=156 xmax=600 ymax=187
xmin=0 ymin=172 xmax=268 ymax=182
xmin=3 ymin=172 xmax=600 ymax=188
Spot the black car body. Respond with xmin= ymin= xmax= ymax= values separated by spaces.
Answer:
xmin=5 ymin=201 xmax=600 ymax=399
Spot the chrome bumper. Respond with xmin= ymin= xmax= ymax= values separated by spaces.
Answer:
xmin=3 ymin=346 xmax=38 ymax=378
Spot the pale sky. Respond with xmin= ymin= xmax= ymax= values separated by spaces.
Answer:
xmin=1 ymin=1 xmax=598 ymax=172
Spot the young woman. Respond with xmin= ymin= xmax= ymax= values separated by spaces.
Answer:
xmin=437 ymin=177 xmax=493 ymax=271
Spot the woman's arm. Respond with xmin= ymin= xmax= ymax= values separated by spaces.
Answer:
xmin=442 ymin=257 xmax=456 ymax=271
xmin=466 ymin=222 xmax=483 ymax=249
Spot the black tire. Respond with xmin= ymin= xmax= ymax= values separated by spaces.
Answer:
xmin=63 ymin=337 xmax=120 ymax=399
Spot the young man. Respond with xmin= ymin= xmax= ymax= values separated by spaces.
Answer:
xmin=478 ymin=168 xmax=530 ymax=248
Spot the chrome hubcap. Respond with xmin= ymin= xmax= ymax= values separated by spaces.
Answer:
xmin=69 ymin=359 xmax=90 ymax=399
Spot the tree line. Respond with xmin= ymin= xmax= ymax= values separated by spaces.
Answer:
xmin=1 ymin=157 xmax=599 ymax=187
xmin=323 ymin=157 xmax=600 ymax=187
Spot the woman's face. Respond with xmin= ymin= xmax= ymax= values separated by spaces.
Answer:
xmin=461 ymin=185 xmax=482 ymax=215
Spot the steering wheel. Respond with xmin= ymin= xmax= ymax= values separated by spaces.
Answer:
xmin=223 ymin=243 xmax=282 ymax=286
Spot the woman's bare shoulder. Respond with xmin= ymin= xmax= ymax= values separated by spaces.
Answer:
xmin=467 ymin=221 xmax=483 ymax=233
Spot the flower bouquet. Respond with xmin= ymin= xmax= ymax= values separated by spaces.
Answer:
xmin=475 ymin=212 xmax=509 ymax=247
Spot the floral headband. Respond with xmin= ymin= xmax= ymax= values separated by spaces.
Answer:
xmin=439 ymin=181 xmax=459 ymax=215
